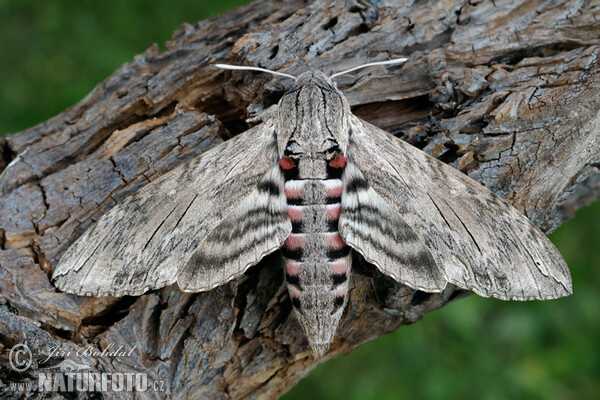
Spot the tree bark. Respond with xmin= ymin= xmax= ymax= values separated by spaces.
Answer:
xmin=1 ymin=0 xmax=599 ymax=398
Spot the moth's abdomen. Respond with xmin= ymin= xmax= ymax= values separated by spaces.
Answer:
xmin=279 ymin=153 xmax=351 ymax=355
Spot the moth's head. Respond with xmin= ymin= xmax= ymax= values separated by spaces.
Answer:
xmin=214 ymin=59 xmax=408 ymax=156
xmin=290 ymin=70 xmax=335 ymax=90
xmin=275 ymin=70 xmax=350 ymax=156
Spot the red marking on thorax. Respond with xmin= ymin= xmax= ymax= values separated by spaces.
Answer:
xmin=326 ymin=233 xmax=346 ymax=249
xmin=284 ymin=234 xmax=306 ymax=250
xmin=279 ymin=157 xmax=296 ymax=170
xmin=329 ymin=155 xmax=347 ymax=169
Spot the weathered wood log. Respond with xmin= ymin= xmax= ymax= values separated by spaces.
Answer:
xmin=1 ymin=0 xmax=599 ymax=398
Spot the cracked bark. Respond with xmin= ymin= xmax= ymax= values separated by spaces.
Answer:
xmin=1 ymin=0 xmax=599 ymax=398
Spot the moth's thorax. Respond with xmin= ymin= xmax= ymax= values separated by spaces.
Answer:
xmin=276 ymin=71 xmax=350 ymax=157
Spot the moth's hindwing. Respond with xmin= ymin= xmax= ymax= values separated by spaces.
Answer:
xmin=346 ymin=116 xmax=572 ymax=300
xmin=52 ymin=120 xmax=287 ymax=296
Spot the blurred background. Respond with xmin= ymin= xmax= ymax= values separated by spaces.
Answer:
xmin=0 ymin=1 xmax=597 ymax=399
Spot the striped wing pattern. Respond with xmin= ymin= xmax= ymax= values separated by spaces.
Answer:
xmin=345 ymin=116 xmax=572 ymax=300
xmin=178 ymin=164 xmax=291 ymax=291
xmin=339 ymin=162 xmax=445 ymax=292
xmin=53 ymin=121 xmax=287 ymax=296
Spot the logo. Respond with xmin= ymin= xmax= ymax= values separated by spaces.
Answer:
xmin=49 ymin=359 xmax=92 ymax=374
xmin=6 ymin=342 xmax=168 ymax=393
xmin=9 ymin=344 xmax=32 ymax=372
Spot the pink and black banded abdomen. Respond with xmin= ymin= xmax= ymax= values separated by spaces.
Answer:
xmin=279 ymin=153 xmax=351 ymax=353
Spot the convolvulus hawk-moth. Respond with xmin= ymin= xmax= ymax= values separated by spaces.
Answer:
xmin=53 ymin=59 xmax=572 ymax=356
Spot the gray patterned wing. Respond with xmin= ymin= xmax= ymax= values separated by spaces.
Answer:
xmin=339 ymin=162 xmax=445 ymax=292
xmin=53 ymin=120 xmax=291 ymax=296
xmin=178 ymin=164 xmax=290 ymax=291
xmin=345 ymin=116 xmax=572 ymax=300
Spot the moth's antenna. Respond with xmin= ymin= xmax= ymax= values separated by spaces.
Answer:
xmin=214 ymin=64 xmax=297 ymax=81
xmin=329 ymin=58 xmax=408 ymax=80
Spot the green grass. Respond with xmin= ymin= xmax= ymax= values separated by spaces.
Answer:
xmin=0 ymin=0 xmax=248 ymax=135
xmin=1 ymin=2 xmax=598 ymax=399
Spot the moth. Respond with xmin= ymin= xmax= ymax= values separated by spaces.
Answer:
xmin=53 ymin=59 xmax=572 ymax=356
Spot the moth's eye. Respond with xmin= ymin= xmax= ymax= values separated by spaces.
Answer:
xmin=284 ymin=143 xmax=296 ymax=155
xmin=327 ymin=142 xmax=340 ymax=152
